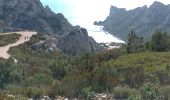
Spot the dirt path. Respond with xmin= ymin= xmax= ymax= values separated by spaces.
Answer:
xmin=0 ymin=31 xmax=37 ymax=59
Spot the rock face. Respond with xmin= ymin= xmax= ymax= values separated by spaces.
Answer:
xmin=0 ymin=0 xmax=101 ymax=55
xmin=0 ymin=20 xmax=23 ymax=32
xmin=95 ymin=1 xmax=170 ymax=41
xmin=0 ymin=0 xmax=73 ymax=35
xmin=57 ymin=27 xmax=98 ymax=56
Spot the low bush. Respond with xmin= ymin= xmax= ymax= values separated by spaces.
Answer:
xmin=112 ymin=87 xmax=135 ymax=99
xmin=25 ymin=87 xmax=44 ymax=99
xmin=0 ymin=33 xmax=21 ymax=46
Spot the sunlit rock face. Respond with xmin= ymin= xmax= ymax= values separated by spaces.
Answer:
xmin=0 ymin=0 xmax=102 ymax=55
xmin=57 ymin=27 xmax=99 ymax=56
xmin=95 ymin=1 xmax=170 ymax=41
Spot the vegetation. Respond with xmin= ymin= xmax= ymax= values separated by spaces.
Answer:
xmin=0 ymin=30 xmax=169 ymax=99
xmin=0 ymin=33 xmax=21 ymax=46
xmin=127 ymin=30 xmax=145 ymax=53
xmin=150 ymin=30 xmax=169 ymax=52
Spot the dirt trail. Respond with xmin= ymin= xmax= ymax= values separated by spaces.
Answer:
xmin=0 ymin=31 xmax=37 ymax=59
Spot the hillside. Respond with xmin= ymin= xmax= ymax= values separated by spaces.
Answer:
xmin=0 ymin=31 xmax=168 ymax=99
xmin=0 ymin=0 xmax=101 ymax=56
xmin=94 ymin=1 xmax=170 ymax=41
xmin=0 ymin=0 xmax=170 ymax=100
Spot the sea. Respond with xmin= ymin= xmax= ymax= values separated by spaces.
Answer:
xmin=40 ymin=0 xmax=125 ymax=43
xmin=69 ymin=17 xmax=125 ymax=43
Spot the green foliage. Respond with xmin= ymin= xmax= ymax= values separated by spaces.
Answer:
xmin=33 ymin=73 xmax=53 ymax=85
xmin=0 ymin=91 xmax=9 ymax=100
xmin=25 ymin=87 xmax=44 ymax=99
xmin=23 ymin=74 xmax=53 ymax=87
xmin=0 ymin=32 xmax=170 ymax=99
xmin=93 ymin=64 xmax=120 ymax=91
xmin=72 ymin=53 xmax=95 ymax=72
xmin=156 ymin=65 xmax=170 ymax=85
xmin=151 ymin=30 xmax=169 ymax=52
xmin=0 ymin=60 xmax=12 ymax=88
xmin=107 ymin=52 xmax=170 ymax=73
xmin=140 ymin=83 xmax=162 ymax=100
xmin=81 ymin=87 xmax=95 ymax=100
xmin=93 ymin=48 xmax=126 ymax=64
xmin=160 ymin=85 xmax=170 ymax=100
xmin=46 ymin=80 xmax=61 ymax=98
xmin=49 ymin=60 xmax=71 ymax=80
xmin=117 ymin=66 xmax=145 ymax=88
xmin=26 ymin=33 xmax=45 ymax=45
xmin=0 ymin=33 xmax=21 ymax=46
xmin=145 ymin=41 xmax=151 ymax=50
xmin=7 ymin=33 xmax=66 ymax=98
xmin=5 ymin=84 xmax=22 ymax=95
xmin=112 ymin=87 xmax=135 ymax=99
xmin=0 ymin=59 xmax=25 ymax=88
xmin=127 ymin=30 xmax=145 ymax=53
xmin=128 ymin=92 xmax=141 ymax=100
xmin=58 ymin=71 xmax=91 ymax=97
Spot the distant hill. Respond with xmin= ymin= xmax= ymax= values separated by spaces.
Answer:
xmin=0 ymin=0 xmax=101 ymax=55
xmin=94 ymin=1 xmax=170 ymax=41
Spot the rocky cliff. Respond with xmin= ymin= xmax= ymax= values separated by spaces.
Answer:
xmin=95 ymin=1 xmax=170 ymax=41
xmin=0 ymin=0 xmax=101 ymax=55
xmin=57 ymin=26 xmax=98 ymax=56
xmin=0 ymin=0 xmax=73 ymax=35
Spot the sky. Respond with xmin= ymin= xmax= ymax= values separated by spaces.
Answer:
xmin=40 ymin=0 xmax=170 ymax=26
xmin=40 ymin=0 xmax=170 ymax=43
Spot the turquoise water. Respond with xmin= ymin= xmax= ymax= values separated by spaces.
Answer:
xmin=40 ymin=0 xmax=124 ymax=43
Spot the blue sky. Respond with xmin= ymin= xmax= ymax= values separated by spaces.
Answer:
xmin=40 ymin=0 xmax=170 ymax=43
xmin=41 ymin=0 xmax=170 ymax=24
xmin=40 ymin=0 xmax=170 ymax=26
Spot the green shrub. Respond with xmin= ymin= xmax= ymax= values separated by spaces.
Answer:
xmin=126 ymin=30 xmax=145 ymax=53
xmin=112 ymin=87 xmax=134 ymax=99
xmin=140 ymin=83 xmax=162 ymax=100
xmin=49 ymin=60 xmax=72 ymax=80
xmin=33 ymin=73 xmax=53 ymax=85
xmin=128 ymin=92 xmax=141 ymax=100
xmin=0 ymin=60 xmax=24 ymax=88
xmin=46 ymin=80 xmax=61 ymax=98
xmin=25 ymin=87 xmax=43 ymax=99
xmin=160 ymin=85 xmax=170 ymax=100
xmin=0 ymin=33 xmax=21 ymax=46
xmin=81 ymin=87 xmax=95 ymax=100
xmin=93 ymin=64 xmax=120 ymax=92
xmin=5 ymin=84 xmax=22 ymax=95
xmin=150 ymin=30 xmax=169 ymax=52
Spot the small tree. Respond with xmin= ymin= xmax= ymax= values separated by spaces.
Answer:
xmin=151 ymin=30 xmax=168 ymax=52
xmin=25 ymin=87 xmax=43 ymax=99
xmin=126 ymin=30 xmax=145 ymax=53
xmin=81 ymin=87 xmax=95 ymax=100
xmin=49 ymin=60 xmax=71 ymax=80
xmin=140 ymin=83 xmax=162 ymax=100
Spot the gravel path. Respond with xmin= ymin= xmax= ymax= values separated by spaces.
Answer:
xmin=0 ymin=31 xmax=37 ymax=59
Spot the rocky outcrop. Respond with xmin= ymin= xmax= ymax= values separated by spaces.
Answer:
xmin=0 ymin=0 xmax=101 ymax=55
xmin=0 ymin=20 xmax=23 ymax=33
xmin=95 ymin=1 xmax=170 ymax=41
xmin=0 ymin=0 xmax=73 ymax=35
xmin=31 ymin=40 xmax=60 ymax=52
xmin=57 ymin=27 xmax=99 ymax=56
xmin=94 ymin=93 xmax=113 ymax=100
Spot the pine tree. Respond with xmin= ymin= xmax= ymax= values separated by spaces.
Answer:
xmin=126 ymin=30 xmax=145 ymax=53
xmin=151 ymin=30 xmax=168 ymax=52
